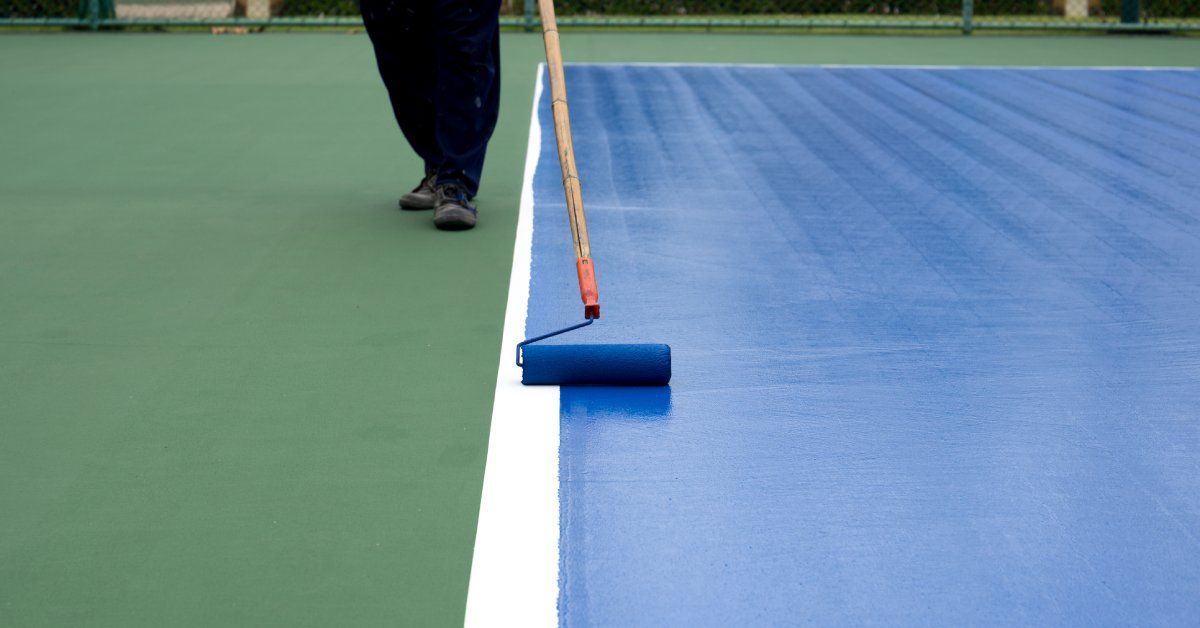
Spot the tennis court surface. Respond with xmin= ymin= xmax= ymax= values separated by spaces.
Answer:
xmin=2 ymin=33 xmax=1200 ymax=627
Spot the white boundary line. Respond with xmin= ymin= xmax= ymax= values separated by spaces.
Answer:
xmin=465 ymin=64 xmax=559 ymax=628
xmin=567 ymin=62 xmax=1199 ymax=70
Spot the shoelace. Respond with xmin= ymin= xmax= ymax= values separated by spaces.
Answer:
xmin=440 ymin=185 xmax=467 ymax=203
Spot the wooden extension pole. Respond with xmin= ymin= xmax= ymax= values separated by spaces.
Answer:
xmin=538 ymin=0 xmax=600 ymax=320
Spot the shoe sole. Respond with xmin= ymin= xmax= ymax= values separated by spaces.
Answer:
xmin=434 ymin=207 xmax=477 ymax=231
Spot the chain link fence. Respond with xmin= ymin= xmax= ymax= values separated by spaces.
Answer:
xmin=3 ymin=0 xmax=1197 ymax=30
xmin=971 ymin=0 xmax=1199 ymax=28
xmin=543 ymin=0 xmax=1200 ymax=29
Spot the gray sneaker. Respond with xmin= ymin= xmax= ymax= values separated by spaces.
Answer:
xmin=399 ymin=173 xmax=438 ymax=210
xmin=433 ymin=184 xmax=477 ymax=231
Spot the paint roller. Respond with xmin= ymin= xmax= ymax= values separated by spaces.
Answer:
xmin=516 ymin=0 xmax=671 ymax=387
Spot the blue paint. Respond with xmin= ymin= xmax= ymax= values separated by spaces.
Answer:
xmin=520 ymin=343 xmax=671 ymax=386
xmin=524 ymin=66 xmax=1200 ymax=625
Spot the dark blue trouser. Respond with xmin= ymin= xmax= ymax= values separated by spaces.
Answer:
xmin=361 ymin=0 xmax=501 ymax=198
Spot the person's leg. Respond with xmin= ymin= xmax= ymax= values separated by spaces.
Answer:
xmin=360 ymin=0 xmax=442 ymax=177
xmin=430 ymin=0 xmax=502 ymax=198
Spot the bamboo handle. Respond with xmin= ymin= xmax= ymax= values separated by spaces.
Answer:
xmin=539 ymin=0 xmax=599 ymax=319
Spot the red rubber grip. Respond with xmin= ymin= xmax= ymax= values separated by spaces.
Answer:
xmin=576 ymin=257 xmax=600 ymax=319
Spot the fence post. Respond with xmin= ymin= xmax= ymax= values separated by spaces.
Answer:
xmin=1120 ymin=0 xmax=1139 ymax=22
xmin=961 ymin=0 xmax=973 ymax=34
xmin=525 ymin=0 xmax=535 ymax=31
xmin=88 ymin=0 xmax=100 ymax=29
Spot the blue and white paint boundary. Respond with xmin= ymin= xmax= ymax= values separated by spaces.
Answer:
xmin=465 ymin=64 xmax=558 ymax=628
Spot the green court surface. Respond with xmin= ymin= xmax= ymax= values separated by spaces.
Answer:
xmin=1 ymin=32 xmax=1197 ymax=626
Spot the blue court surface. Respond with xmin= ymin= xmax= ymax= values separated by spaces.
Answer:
xmin=524 ymin=65 xmax=1200 ymax=625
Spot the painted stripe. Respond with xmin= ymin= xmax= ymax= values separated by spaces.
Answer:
xmin=464 ymin=64 xmax=558 ymax=628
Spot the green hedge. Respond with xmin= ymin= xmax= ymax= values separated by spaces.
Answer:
xmin=2 ymin=0 xmax=77 ymax=18
xmin=277 ymin=0 xmax=356 ymax=16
